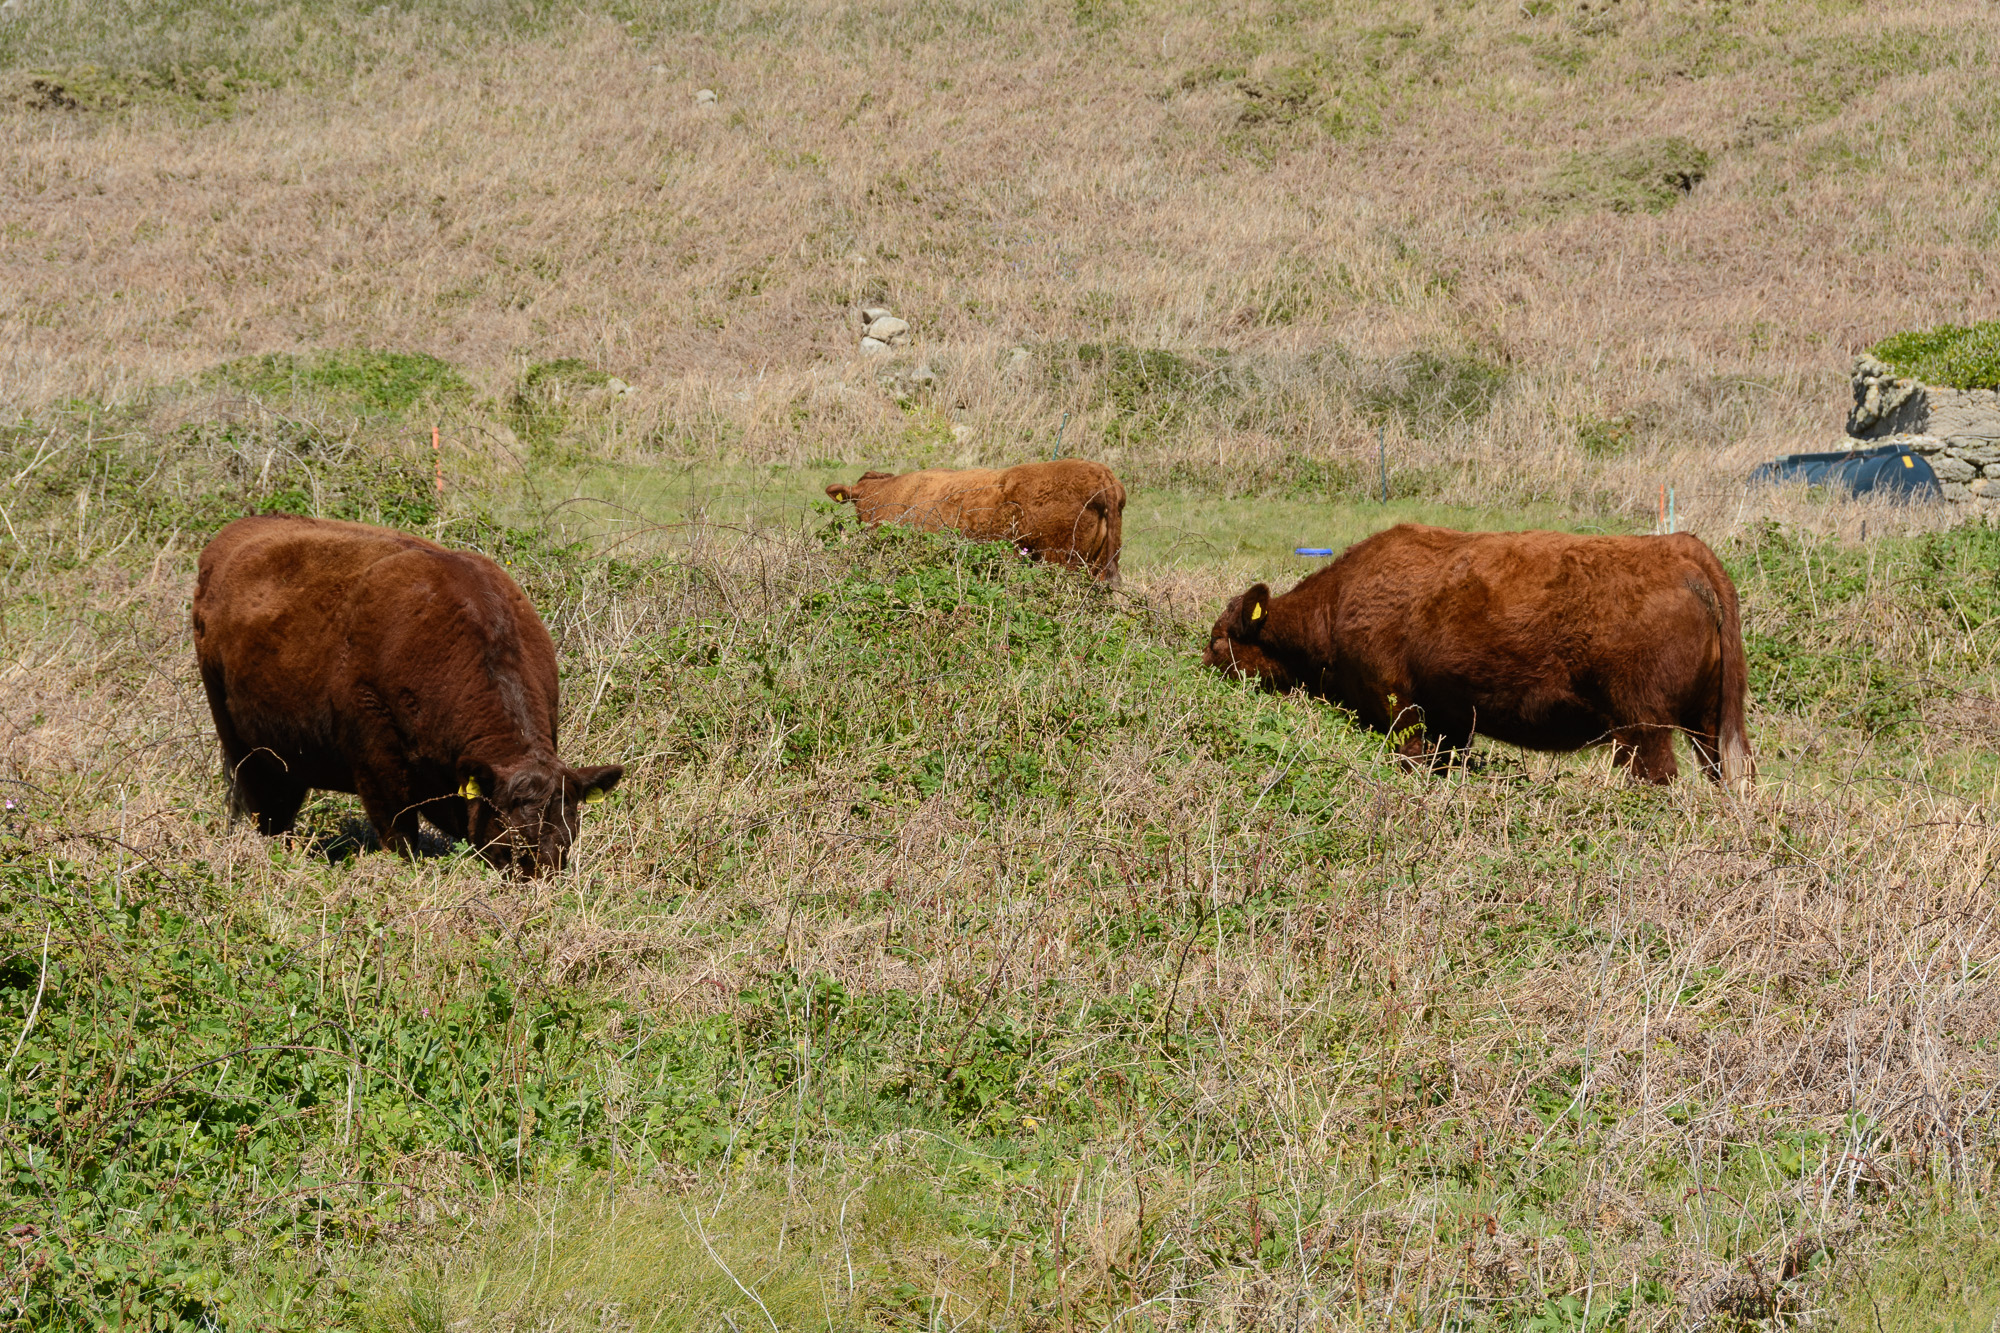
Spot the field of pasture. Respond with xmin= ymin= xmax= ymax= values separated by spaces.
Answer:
xmin=5 ymin=0 xmax=2000 ymax=1329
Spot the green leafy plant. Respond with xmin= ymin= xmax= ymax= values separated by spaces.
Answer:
xmin=1872 ymin=320 xmax=2000 ymax=390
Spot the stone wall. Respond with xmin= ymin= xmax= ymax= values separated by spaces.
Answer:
xmin=1846 ymin=356 xmax=2000 ymax=510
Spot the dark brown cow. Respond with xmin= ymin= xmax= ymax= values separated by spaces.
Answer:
xmin=192 ymin=515 xmax=622 ymax=875
xmin=825 ymin=459 xmax=1126 ymax=584
xmin=1203 ymin=524 xmax=1753 ymax=786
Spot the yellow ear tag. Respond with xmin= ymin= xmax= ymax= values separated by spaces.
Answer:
xmin=460 ymin=777 xmax=481 ymax=800
xmin=1250 ymin=603 xmax=1263 ymax=621
xmin=583 ymin=787 xmax=607 ymax=805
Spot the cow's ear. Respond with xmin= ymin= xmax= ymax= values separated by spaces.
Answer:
xmin=825 ymin=484 xmax=852 ymax=503
xmin=1234 ymin=585 xmax=1271 ymax=640
xmin=576 ymin=764 xmax=624 ymax=805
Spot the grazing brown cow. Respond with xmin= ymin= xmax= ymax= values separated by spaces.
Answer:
xmin=192 ymin=515 xmax=622 ymax=875
xmin=1203 ymin=524 xmax=1753 ymax=786
xmin=825 ymin=459 xmax=1126 ymax=584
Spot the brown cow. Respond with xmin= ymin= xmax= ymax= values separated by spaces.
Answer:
xmin=1203 ymin=524 xmax=1752 ymax=787
xmin=192 ymin=515 xmax=623 ymax=875
xmin=825 ymin=460 xmax=1126 ymax=584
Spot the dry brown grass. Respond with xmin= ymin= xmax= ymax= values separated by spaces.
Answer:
xmin=4 ymin=0 xmax=1997 ymax=530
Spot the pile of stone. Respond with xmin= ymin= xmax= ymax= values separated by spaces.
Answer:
xmin=858 ymin=306 xmax=910 ymax=354
xmin=1846 ymin=355 xmax=2000 ymax=508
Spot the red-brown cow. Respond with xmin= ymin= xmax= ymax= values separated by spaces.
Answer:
xmin=825 ymin=459 xmax=1126 ymax=584
xmin=192 ymin=515 xmax=622 ymax=875
xmin=1203 ymin=524 xmax=1753 ymax=786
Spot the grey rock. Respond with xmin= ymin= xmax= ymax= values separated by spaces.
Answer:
xmin=1985 ymin=463 xmax=2000 ymax=479
xmin=1932 ymin=455 xmax=1978 ymax=484
xmin=1003 ymin=346 xmax=1033 ymax=377
xmin=876 ymin=357 xmax=945 ymax=397
xmin=861 ymin=306 xmax=893 ymax=324
xmin=695 ymin=88 xmax=718 ymax=105
xmin=865 ymin=315 xmax=910 ymax=342
xmin=859 ymin=336 xmax=889 ymax=354
xmin=1850 ymin=355 xmax=1923 ymax=437
xmin=1973 ymin=478 xmax=2000 ymax=499
xmin=1926 ymin=390 xmax=2000 ymax=440
xmin=1947 ymin=438 xmax=2000 ymax=467
xmin=1943 ymin=481 xmax=1974 ymax=502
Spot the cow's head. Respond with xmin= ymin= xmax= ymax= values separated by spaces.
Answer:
xmin=458 ymin=761 xmax=624 ymax=877
xmin=825 ymin=471 xmax=895 ymax=505
xmin=1202 ymin=584 xmax=1296 ymax=690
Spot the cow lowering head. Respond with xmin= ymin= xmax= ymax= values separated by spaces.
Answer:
xmin=1203 ymin=583 xmax=1298 ymax=691
xmin=825 ymin=471 xmax=896 ymax=505
xmin=458 ymin=762 xmax=623 ymax=877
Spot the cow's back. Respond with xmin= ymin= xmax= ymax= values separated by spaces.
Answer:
xmin=193 ymin=515 xmax=554 ymax=780
xmin=195 ymin=516 xmax=437 ymax=701
xmin=851 ymin=468 xmax=1013 ymax=535
xmin=340 ymin=541 xmax=561 ymax=757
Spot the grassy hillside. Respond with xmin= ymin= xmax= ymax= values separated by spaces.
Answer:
xmin=5 ymin=0 xmax=2000 ymax=1330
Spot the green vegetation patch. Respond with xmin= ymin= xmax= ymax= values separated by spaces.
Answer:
xmin=509 ymin=359 xmax=630 ymax=464
xmin=0 ymin=860 xmax=699 ymax=1330
xmin=1872 ymin=320 xmax=2000 ymax=390
xmin=0 ymin=62 xmax=260 ymax=115
xmin=1359 ymin=348 xmax=1510 ymax=427
xmin=1728 ymin=521 xmax=2000 ymax=748
xmin=1545 ymin=135 xmax=1712 ymax=214
xmin=1831 ymin=1210 xmax=2000 ymax=1331
xmin=0 ymin=406 xmax=441 ymax=557
xmin=1574 ymin=412 xmax=1639 ymax=458
xmin=207 ymin=349 xmax=470 ymax=420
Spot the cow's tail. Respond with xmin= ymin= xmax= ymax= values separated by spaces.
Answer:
xmin=1708 ymin=565 xmax=1755 ymax=794
xmin=1087 ymin=475 xmax=1126 ymax=586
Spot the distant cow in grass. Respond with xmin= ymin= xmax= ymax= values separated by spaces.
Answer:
xmin=1203 ymin=524 xmax=1753 ymax=787
xmin=825 ymin=459 xmax=1126 ymax=584
xmin=192 ymin=515 xmax=623 ymax=876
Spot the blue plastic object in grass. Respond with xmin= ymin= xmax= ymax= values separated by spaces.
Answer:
xmin=1748 ymin=443 xmax=1941 ymax=500
xmin=1295 ymin=547 xmax=1334 ymax=556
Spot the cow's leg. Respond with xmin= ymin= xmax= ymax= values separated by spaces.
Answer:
xmin=354 ymin=772 xmax=425 ymax=859
xmin=1686 ymin=729 xmax=1723 ymax=781
xmin=1613 ymin=726 xmax=1678 ymax=783
xmin=1683 ymin=692 xmax=1726 ymax=783
xmin=200 ymin=668 xmax=269 ymax=826
xmin=213 ymin=716 xmax=309 ymax=835
xmin=233 ymin=757 xmax=310 ymax=835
